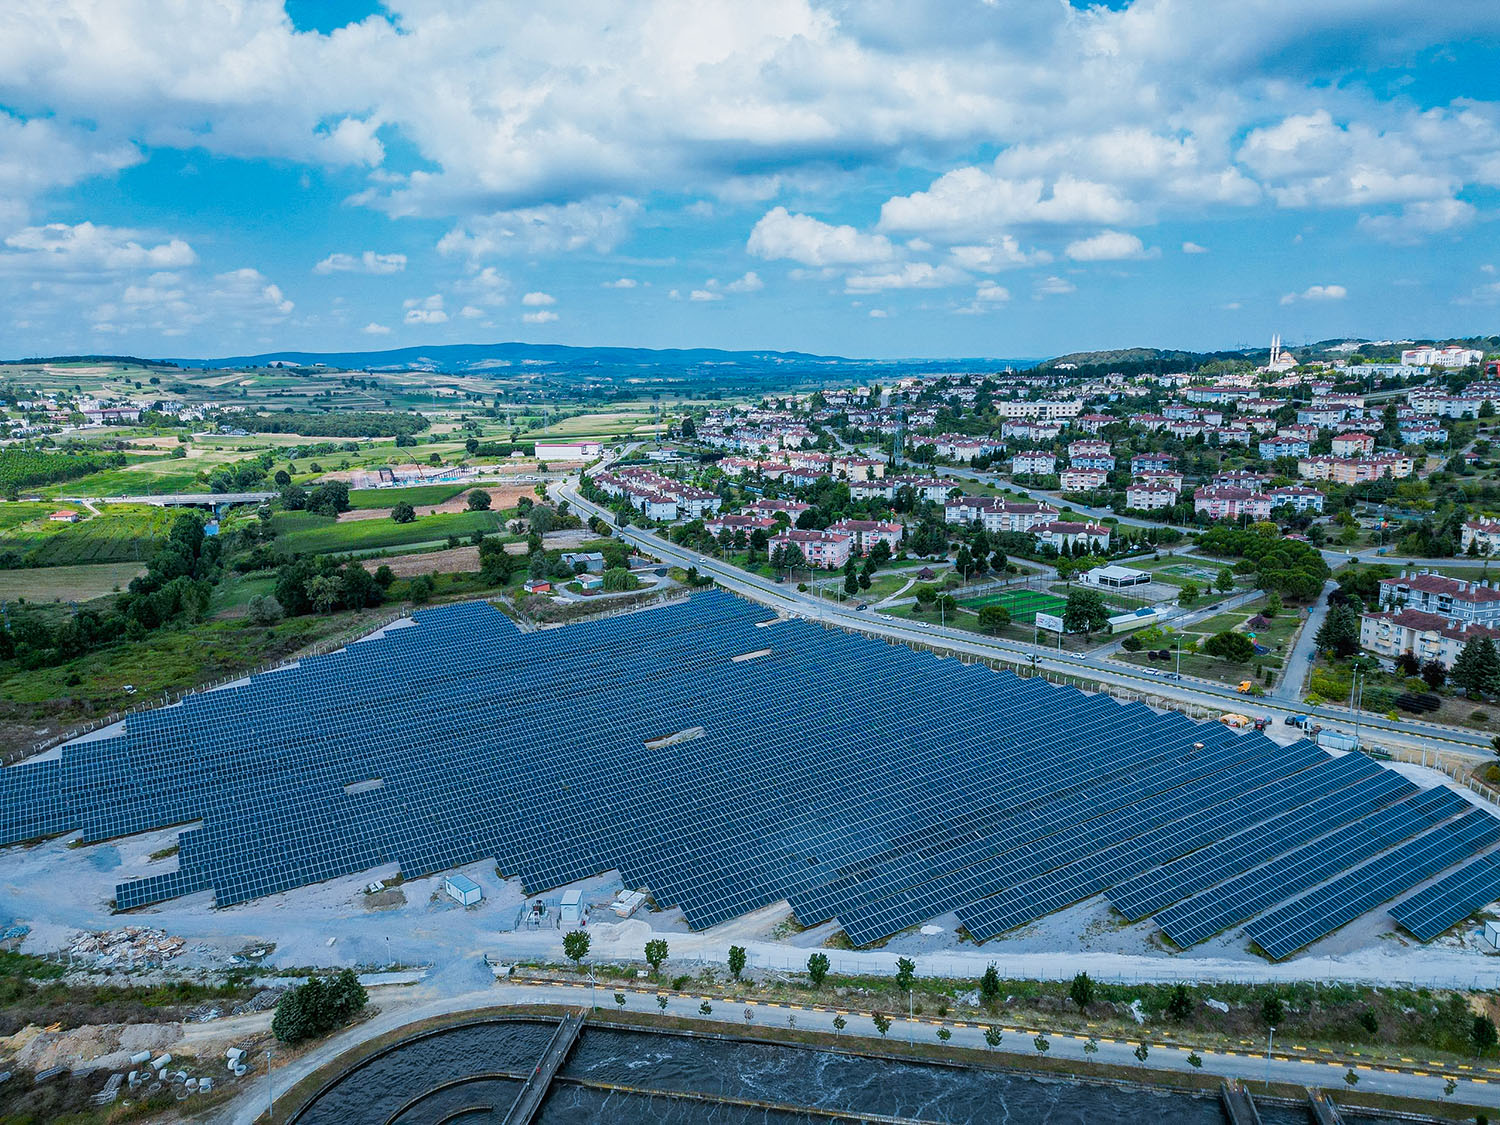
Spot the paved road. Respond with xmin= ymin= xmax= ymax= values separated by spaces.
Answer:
xmin=559 ymin=479 xmax=1492 ymax=759
xmin=233 ymin=978 xmax=1496 ymax=1124
xmin=1273 ymin=580 xmax=1335 ymax=703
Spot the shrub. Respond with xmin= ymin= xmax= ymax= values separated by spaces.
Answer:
xmin=271 ymin=969 xmax=367 ymax=1044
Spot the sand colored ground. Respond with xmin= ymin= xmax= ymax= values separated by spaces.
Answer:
xmin=359 ymin=547 xmax=480 ymax=578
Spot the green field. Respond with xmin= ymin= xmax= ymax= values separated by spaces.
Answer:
xmin=347 ymin=484 xmax=469 ymax=509
xmin=0 ymin=561 xmax=145 ymax=602
xmin=0 ymin=504 xmax=179 ymax=565
xmin=960 ymin=587 xmax=1067 ymax=623
xmin=272 ymin=509 xmax=507 ymax=555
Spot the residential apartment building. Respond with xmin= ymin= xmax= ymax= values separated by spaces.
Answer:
xmin=1012 ymin=451 xmax=1057 ymax=476
xmin=1131 ymin=453 xmax=1176 ymax=474
xmin=1060 ymin=467 xmax=1109 ymax=491
xmin=943 ymin=497 xmax=1059 ymax=533
xmin=1034 ymin=520 xmax=1111 ymax=553
xmin=1462 ymin=519 xmax=1500 ymax=555
xmin=1193 ymin=486 xmax=1272 ymax=521
xmin=1359 ymin=608 xmax=1500 ymax=670
xmin=1378 ymin=572 xmax=1500 ymax=627
xmin=993 ymin=399 xmax=1084 ymax=421
xmin=1331 ymin=432 xmax=1375 ymax=457
xmin=1266 ymin=485 xmax=1325 ymax=513
xmin=1125 ymin=482 xmax=1180 ymax=510
xmin=1296 ymin=454 xmax=1414 ymax=483
xmin=828 ymin=518 xmax=904 ymax=554
xmin=770 ymin=529 xmax=853 ymax=570
xmin=1259 ymin=436 xmax=1310 ymax=459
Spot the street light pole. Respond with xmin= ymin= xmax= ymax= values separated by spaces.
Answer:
xmin=267 ymin=1049 xmax=274 ymax=1120
xmin=1265 ymin=1027 xmax=1275 ymax=1090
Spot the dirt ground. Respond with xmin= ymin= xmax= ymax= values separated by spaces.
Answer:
xmin=359 ymin=547 xmax=480 ymax=578
xmin=339 ymin=486 xmax=533 ymax=522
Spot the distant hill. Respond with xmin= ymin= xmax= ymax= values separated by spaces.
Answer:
xmin=170 ymin=341 xmax=854 ymax=372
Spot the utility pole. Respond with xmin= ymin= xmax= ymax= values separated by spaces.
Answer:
xmin=266 ymin=1049 xmax=274 ymax=1120
xmin=1265 ymin=1026 xmax=1275 ymax=1090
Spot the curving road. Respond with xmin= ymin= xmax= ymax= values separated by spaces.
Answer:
xmin=557 ymin=477 xmax=1492 ymax=760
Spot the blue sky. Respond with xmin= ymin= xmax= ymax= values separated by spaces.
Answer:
xmin=0 ymin=1 xmax=1496 ymax=360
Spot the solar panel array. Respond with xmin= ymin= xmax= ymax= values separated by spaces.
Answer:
xmin=0 ymin=591 xmax=1495 ymax=957
xmin=1390 ymin=850 xmax=1500 ymax=941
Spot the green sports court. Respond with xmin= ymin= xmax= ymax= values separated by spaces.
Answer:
xmin=960 ymin=587 xmax=1068 ymax=622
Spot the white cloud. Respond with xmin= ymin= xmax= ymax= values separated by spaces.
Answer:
xmin=689 ymin=289 xmax=721 ymax=301
xmin=1358 ymin=198 xmax=1476 ymax=244
xmin=603 ymin=277 xmax=637 ymax=288
xmin=1034 ymin=275 xmax=1076 ymax=297
xmin=460 ymin=305 xmax=485 ymax=318
xmin=314 ymin=250 xmax=406 ymax=275
xmin=747 ymin=207 xmax=894 ymax=267
xmin=879 ymin=172 xmax=1136 ymax=241
xmin=948 ymin=237 xmax=1050 ymax=272
xmin=521 ymin=291 xmax=556 ymax=306
xmin=437 ymin=198 xmax=639 ymax=258
xmin=363 ymin=321 xmax=391 ymax=335
xmin=975 ymin=281 xmax=1010 ymax=302
xmin=724 ymin=271 xmax=763 ymax=293
xmin=2 ymin=222 xmax=196 ymax=271
xmin=1280 ymin=283 xmax=1347 ymax=305
xmin=868 ymin=308 xmax=888 ymax=318
xmin=522 ymin=309 xmax=558 ymax=324
xmin=843 ymin=262 xmax=965 ymax=293
xmin=403 ymin=293 xmax=447 ymax=324
xmin=1182 ymin=241 xmax=1209 ymax=254
xmin=1064 ymin=229 xmax=1157 ymax=262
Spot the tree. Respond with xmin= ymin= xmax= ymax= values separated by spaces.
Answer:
xmin=1261 ymin=995 xmax=1285 ymax=1027
xmin=602 ymin=566 xmax=640 ymax=592
xmin=728 ymin=944 xmax=747 ymax=980
xmin=979 ymin=963 xmax=1001 ymax=1007
xmin=391 ymin=501 xmax=416 ymax=524
xmin=373 ymin=564 xmax=395 ymax=588
xmin=699 ymin=1000 xmax=712 ymax=1015
xmin=1421 ymin=658 xmax=1447 ymax=690
xmin=271 ymin=969 xmax=367 ymax=1045
xmin=1166 ymin=983 xmax=1193 ymax=1021
xmin=806 ymin=952 xmax=830 ymax=988
xmin=1204 ymin=630 xmax=1255 ymax=663
xmin=1344 ymin=1067 xmax=1360 ymax=1089
xmin=467 ymin=489 xmax=492 ymax=511
xmin=657 ymin=994 xmax=669 ymax=1012
xmin=936 ymin=1027 xmax=952 ymax=1042
xmin=844 ymin=571 xmax=859 ymax=596
xmin=1083 ymin=1037 xmax=1099 ymax=1059
xmin=465 ymin=437 xmax=479 ymax=454
xmin=895 ymin=956 xmax=915 ymax=993
xmin=1264 ymin=592 xmax=1282 ymax=617
xmin=977 ymin=605 xmax=1011 ymax=633
xmin=1475 ymin=1014 xmax=1498 ymax=1056
xmin=872 ymin=1012 xmax=891 ymax=1038
xmin=614 ymin=991 xmax=626 ymax=1010
xmin=1068 ymin=971 xmax=1095 ymax=1013
xmin=984 ymin=1025 xmax=1003 ymax=1051
xmin=832 ymin=1014 xmax=846 ymax=1037
xmin=681 ymin=415 xmax=697 ymax=439
xmin=246 ymin=594 xmax=283 ymax=626
xmin=1315 ymin=604 xmax=1361 ymax=658
xmin=1133 ymin=1042 xmax=1149 ymax=1065
xmin=645 ymin=938 xmax=669 ymax=977
xmin=1034 ymin=1034 xmax=1050 ymax=1055
xmin=1063 ymin=588 xmax=1109 ymax=636
xmin=1187 ymin=1051 xmax=1203 ymax=1069
xmin=306 ymin=574 xmax=342 ymax=615
xmin=1453 ymin=637 xmax=1500 ymax=698
xmin=563 ymin=929 xmax=590 ymax=967
xmin=1216 ymin=567 xmax=1235 ymax=593
xmin=1178 ymin=581 xmax=1199 ymax=607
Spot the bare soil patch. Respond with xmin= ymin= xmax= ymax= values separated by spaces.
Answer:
xmin=359 ymin=547 xmax=480 ymax=578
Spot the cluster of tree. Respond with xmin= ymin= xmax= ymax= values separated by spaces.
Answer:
xmin=1452 ymin=637 xmax=1500 ymax=699
xmin=1203 ymin=630 xmax=1256 ymax=662
xmin=1063 ymin=588 xmax=1110 ymax=636
xmin=470 ymin=440 xmax=537 ymax=458
xmin=0 ymin=447 xmax=127 ymax=496
xmin=386 ymin=484 xmax=490 ymax=528
xmin=1197 ymin=524 xmax=1328 ymax=600
xmin=1315 ymin=604 xmax=1362 ymax=658
xmin=219 ymin=410 xmax=429 ymax=438
xmin=279 ymin=480 xmax=351 ymax=517
xmin=271 ymin=969 xmax=368 ymax=1044
xmin=0 ymin=513 xmax=218 ymax=668
xmin=274 ymin=556 xmax=386 ymax=615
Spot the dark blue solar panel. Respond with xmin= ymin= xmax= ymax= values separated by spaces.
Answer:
xmin=1390 ymin=848 xmax=1500 ymax=941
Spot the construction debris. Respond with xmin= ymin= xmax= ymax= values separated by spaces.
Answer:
xmin=68 ymin=927 xmax=185 ymax=968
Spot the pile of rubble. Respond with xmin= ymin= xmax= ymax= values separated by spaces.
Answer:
xmin=68 ymin=927 xmax=184 ymax=969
